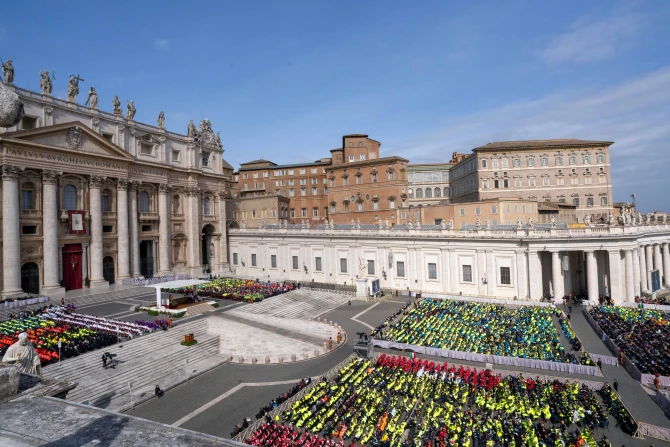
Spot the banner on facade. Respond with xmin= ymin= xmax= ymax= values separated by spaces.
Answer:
xmin=68 ymin=210 xmax=86 ymax=235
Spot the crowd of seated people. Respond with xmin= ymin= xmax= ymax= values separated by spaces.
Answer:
xmin=245 ymin=355 xmax=622 ymax=447
xmin=381 ymin=299 xmax=566 ymax=361
xmin=186 ymin=278 xmax=295 ymax=303
xmin=589 ymin=306 xmax=670 ymax=376
xmin=231 ymin=378 xmax=312 ymax=437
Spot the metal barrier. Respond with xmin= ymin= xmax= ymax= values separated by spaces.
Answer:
xmin=635 ymin=422 xmax=670 ymax=441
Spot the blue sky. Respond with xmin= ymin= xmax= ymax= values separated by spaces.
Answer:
xmin=2 ymin=0 xmax=670 ymax=211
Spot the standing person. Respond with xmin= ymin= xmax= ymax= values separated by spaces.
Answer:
xmin=597 ymin=359 xmax=602 ymax=370
xmin=613 ymin=379 xmax=619 ymax=393
xmin=61 ymin=297 xmax=65 ymax=306
xmin=155 ymin=385 xmax=164 ymax=398
xmin=654 ymin=374 xmax=661 ymax=391
xmin=102 ymin=353 xmax=107 ymax=369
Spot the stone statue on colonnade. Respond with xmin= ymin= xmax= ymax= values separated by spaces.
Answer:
xmin=126 ymin=101 xmax=136 ymax=120
xmin=1 ymin=333 xmax=41 ymax=376
xmin=39 ymin=70 xmax=53 ymax=95
xmin=2 ymin=59 xmax=14 ymax=84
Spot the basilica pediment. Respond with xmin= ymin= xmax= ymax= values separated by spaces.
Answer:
xmin=4 ymin=121 xmax=132 ymax=160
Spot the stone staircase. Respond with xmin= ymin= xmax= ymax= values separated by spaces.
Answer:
xmin=186 ymin=302 xmax=216 ymax=317
xmin=43 ymin=319 xmax=225 ymax=411
xmin=229 ymin=289 xmax=349 ymax=320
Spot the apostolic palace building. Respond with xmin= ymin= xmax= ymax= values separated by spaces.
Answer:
xmin=1 ymin=68 xmax=669 ymax=305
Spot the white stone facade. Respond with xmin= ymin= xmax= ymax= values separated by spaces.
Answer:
xmin=0 ymin=86 xmax=232 ymax=296
xmin=229 ymin=224 xmax=670 ymax=303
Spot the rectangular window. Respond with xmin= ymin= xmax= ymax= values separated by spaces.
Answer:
xmin=359 ymin=154 xmax=365 ymax=161
xmin=372 ymin=173 xmax=377 ymax=182
xmin=21 ymin=190 xmax=33 ymax=210
xmin=587 ymin=197 xmax=594 ymax=207
xmin=312 ymin=187 xmax=318 ymax=195
xmin=401 ymin=212 xmax=406 ymax=219
xmin=373 ymin=201 xmax=379 ymax=210
xmin=172 ymin=150 xmax=180 ymax=162
xmin=367 ymin=260 xmax=375 ymax=275
xmin=557 ymin=177 xmax=564 ymax=186
xmin=481 ymin=160 xmax=487 ymax=168
xmin=396 ymin=261 xmax=405 ymax=277
xmin=288 ymin=169 xmax=294 ymax=175
xmin=349 ymin=155 xmax=354 ymax=162
xmin=527 ymin=158 xmax=535 ymax=167
xmin=311 ymin=178 xmax=317 ymax=184
xmin=389 ymin=199 xmax=395 ymax=209
xmin=251 ymin=254 xmax=257 ymax=267
xmin=300 ymin=179 xmax=306 ymax=185
xmin=584 ymin=176 xmax=592 ymax=185
xmin=313 ymin=207 xmax=318 ymax=217
xmin=541 ymin=157 xmax=548 ymax=166
xmin=288 ymin=180 xmax=294 ymax=186
xmin=103 ymin=225 xmax=113 ymax=233
xmin=491 ymin=206 xmax=497 ymax=214
xmin=503 ymin=179 xmax=509 ymax=188
xmin=292 ymin=256 xmax=299 ymax=270
xmin=340 ymin=258 xmax=347 ymax=273
xmin=528 ymin=177 xmax=535 ymax=187
xmin=289 ymin=189 xmax=295 ymax=197
xmin=22 ymin=225 xmax=37 ymax=235
xmin=329 ymin=178 xmax=335 ymax=187
xmin=300 ymin=188 xmax=306 ymax=196
xmin=514 ymin=178 xmax=521 ymax=187
xmin=573 ymin=198 xmax=579 ymax=206
xmin=315 ymin=257 xmax=322 ymax=272
xmin=599 ymin=175 xmax=606 ymax=184
xmin=462 ymin=265 xmax=472 ymax=282
xmin=601 ymin=196 xmax=608 ymax=206
xmin=388 ymin=172 xmax=394 ymax=181
xmin=570 ymin=177 xmax=578 ymax=185
xmin=343 ymin=177 xmax=348 ymax=186
xmin=428 ymin=263 xmax=437 ymax=280
xmin=300 ymin=169 xmax=306 ymax=175
xmin=357 ymin=202 xmax=363 ymax=211
xmin=512 ymin=158 xmax=520 ymax=167
xmin=492 ymin=159 xmax=499 ymax=168
xmin=290 ymin=208 xmax=295 ymax=217
xmin=330 ymin=204 xmax=336 ymax=213
xmin=502 ymin=158 xmax=508 ymax=168
xmin=482 ymin=179 xmax=488 ymax=189
xmin=542 ymin=176 xmax=549 ymax=186
xmin=597 ymin=154 xmax=605 ymax=163
xmin=301 ymin=208 xmax=307 ymax=217
xmin=475 ymin=207 xmax=481 ymax=215
xmin=500 ymin=266 xmax=511 ymax=285
xmin=311 ymin=168 xmax=317 ymax=174
xmin=514 ymin=204 xmax=518 ymax=213
xmin=356 ymin=176 xmax=362 ymax=184
xmin=459 ymin=208 xmax=465 ymax=216
xmin=583 ymin=155 xmax=591 ymax=164
xmin=233 ymin=253 xmax=238 ymax=265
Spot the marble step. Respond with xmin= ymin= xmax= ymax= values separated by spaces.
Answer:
xmin=186 ymin=302 xmax=215 ymax=317
xmin=65 ymin=337 xmax=221 ymax=405
xmin=44 ymin=319 xmax=210 ymax=376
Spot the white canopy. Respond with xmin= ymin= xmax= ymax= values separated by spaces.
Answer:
xmin=149 ymin=279 xmax=210 ymax=308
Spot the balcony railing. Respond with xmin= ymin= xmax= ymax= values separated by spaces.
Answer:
xmin=139 ymin=212 xmax=159 ymax=221
xmin=20 ymin=209 xmax=42 ymax=217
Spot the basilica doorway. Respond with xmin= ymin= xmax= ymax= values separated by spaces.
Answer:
xmin=62 ymin=244 xmax=83 ymax=291
xmin=21 ymin=262 xmax=40 ymax=295
xmin=201 ymin=224 xmax=215 ymax=272
xmin=103 ymin=256 xmax=115 ymax=284
xmin=140 ymin=240 xmax=154 ymax=278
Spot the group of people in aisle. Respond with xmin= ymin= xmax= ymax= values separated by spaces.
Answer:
xmin=194 ymin=278 xmax=294 ymax=302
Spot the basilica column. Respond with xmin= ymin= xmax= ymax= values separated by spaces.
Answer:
xmin=528 ymin=250 xmax=543 ymax=300
xmin=158 ymin=184 xmax=171 ymax=274
xmin=633 ymin=248 xmax=641 ymax=297
xmin=2 ymin=165 xmax=22 ymax=295
xmin=663 ymin=243 xmax=670 ymax=286
xmin=624 ymin=249 xmax=635 ymax=301
xmin=88 ymin=176 xmax=107 ymax=287
xmin=128 ymin=181 xmax=140 ymax=277
xmin=218 ymin=191 xmax=229 ymax=272
xmin=585 ymin=250 xmax=598 ymax=303
xmin=550 ymin=251 xmax=564 ymax=299
xmin=639 ymin=245 xmax=648 ymax=293
xmin=116 ymin=179 xmax=130 ymax=279
xmin=41 ymin=171 xmax=63 ymax=292
xmin=186 ymin=186 xmax=202 ymax=276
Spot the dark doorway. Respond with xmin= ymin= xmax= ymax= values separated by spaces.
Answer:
xmin=201 ymin=224 xmax=215 ymax=271
xmin=140 ymin=241 xmax=154 ymax=278
xmin=21 ymin=262 xmax=40 ymax=295
xmin=103 ymin=256 xmax=115 ymax=284
xmin=62 ymin=244 xmax=83 ymax=291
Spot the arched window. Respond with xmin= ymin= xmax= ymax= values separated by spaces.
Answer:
xmin=408 ymin=190 xmax=414 ymax=199
xmin=434 ymin=187 xmax=441 ymax=198
xmin=425 ymin=188 xmax=432 ymax=198
xmin=443 ymin=187 xmax=449 ymax=197
xmin=21 ymin=182 xmax=36 ymax=210
xmin=63 ymin=185 xmax=77 ymax=210
xmin=203 ymin=197 xmax=211 ymax=216
xmin=416 ymin=188 xmax=423 ymax=198
xmin=139 ymin=191 xmax=150 ymax=213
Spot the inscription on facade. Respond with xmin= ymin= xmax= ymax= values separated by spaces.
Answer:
xmin=6 ymin=148 xmax=127 ymax=170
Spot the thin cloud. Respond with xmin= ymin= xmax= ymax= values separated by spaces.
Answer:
xmin=386 ymin=67 xmax=670 ymax=211
xmin=153 ymin=38 xmax=170 ymax=51
xmin=541 ymin=12 xmax=643 ymax=64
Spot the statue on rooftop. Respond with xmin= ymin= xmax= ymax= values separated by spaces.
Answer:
xmin=187 ymin=120 xmax=197 ymax=137
xmin=85 ymin=86 xmax=98 ymax=108
xmin=608 ymin=212 xmax=615 ymax=226
xmin=527 ymin=217 xmax=534 ymax=230
xmin=584 ymin=214 xmax=591 ymax=227
xmin=2 ymin=59 xmax=14 ymax=84
xmin=157 ymin=111 xmax=165 ymax=129
xmin=126 ymin=101 xmax=136 ymax=120
xmin=475 ymin=218 xmax=482 ymax=230
xmin=448 ymin=219 xmax=454 ymax=229
xmin=516 ymin=218 xmax=523 ymax=229
xmin=39 ymin=70 xmax=53 ymax=95
xmin=67 ymin=74 xmax=82 ymax=103
xmin=550 ymin=215 xmax=557 ymax=228
xmin=2 ymin=332 xmax=41 ymax=375
xmin=112 ymin=96 xmax=122 ymax=115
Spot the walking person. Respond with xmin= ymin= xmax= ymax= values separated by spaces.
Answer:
xmin=102 ymin=353 xmax=107 ymax=369
xmin=613 ymin=379 xmax=619 ymax=393
xmin=597 ymin=359 xmax=602 ymax=371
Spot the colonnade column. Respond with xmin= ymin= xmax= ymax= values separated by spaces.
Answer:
xmin=41 ymin=170 xmax=63 ymax=291
xmin=128 ymin=181 xmax=140 ymax=277
xmin=2 ymin=165 xmax=22 ymax=295
xmin=639 ymin=245 xmax=648 ymax=293
xmin=157 ymin=184 xmax=171 ymax=274
xmin=624 ymin=249 xmax=635 ymax=302
xmin=585 ymin=250 xmax=598 ymax=302
xmin=116 ymin=179 xmax=130 ymax=279
xmin=88 ymin=176 xmax=107 ymax=287
xmin=632 ymin=248 xmax=641 ymax=297
xmin=645 ymin=245 xmax=653 ymax=276
xmin=550 ymin=251 xmax=564 ymax=299
xmin=653 ymin=243 xmax=663 ymax=278
xmin=663 ymin=243 xmax=670 ymax=287
xmin=528 ymin=250 xmax=543 ymax=300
